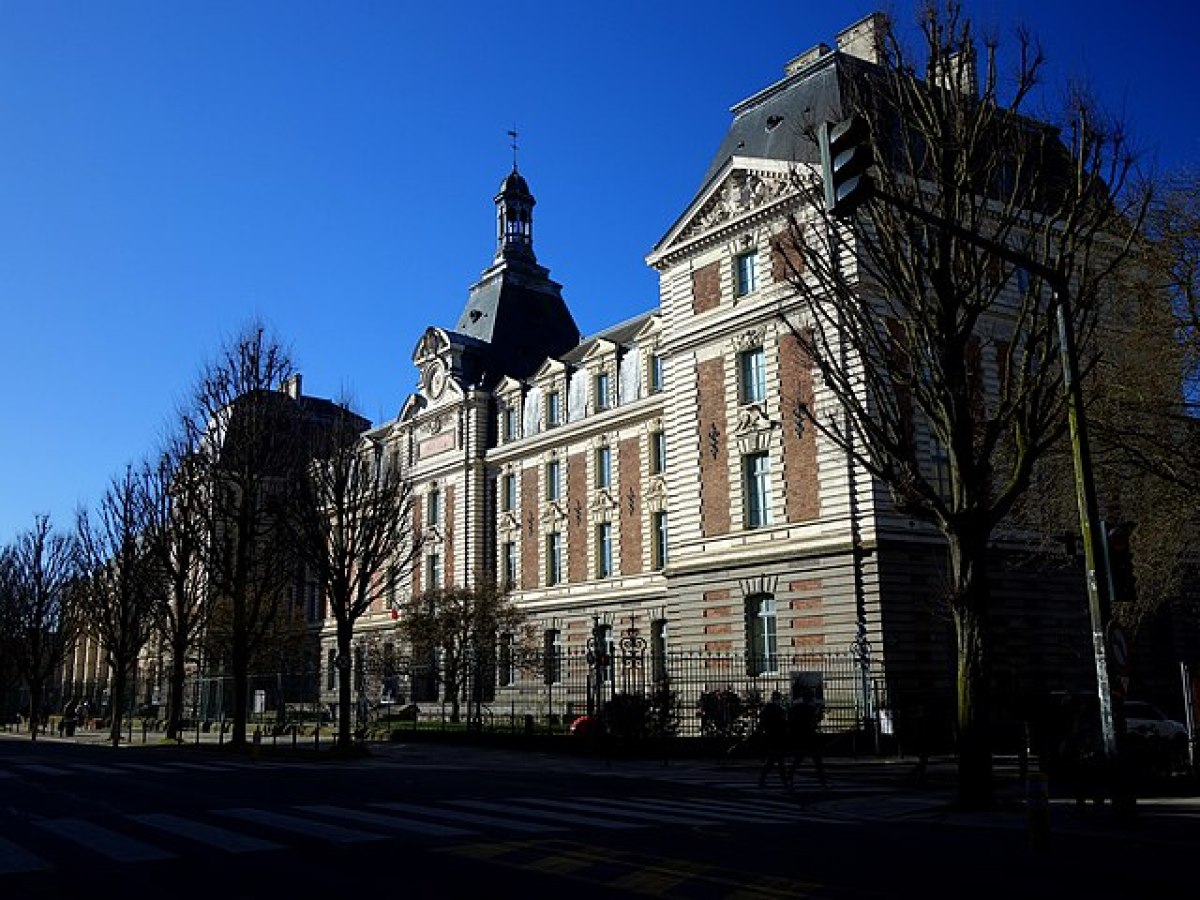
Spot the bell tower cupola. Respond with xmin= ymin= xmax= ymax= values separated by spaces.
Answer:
xmin=495 ymin=165 xmax=536 ymax=263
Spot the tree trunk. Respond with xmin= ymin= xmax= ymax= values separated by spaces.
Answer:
xmin=336 ymin=623 xmax=353 ymax=750
xmin=230 ymin=593 xmax=249 ymax=747
xmin=28 ymin=683 xmax=42 ymax=742
xmin=109 ymin=666 xmax=127 ymax=748
xmin=949 ymin=532 xmax=995 ymax=809
xmin=167 ymin=645 xmax=187 ymax=742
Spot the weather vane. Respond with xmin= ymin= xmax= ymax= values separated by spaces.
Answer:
xmin=507 ymin=125 xmax=519 ymax=171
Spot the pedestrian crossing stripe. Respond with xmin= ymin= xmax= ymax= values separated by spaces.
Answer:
xmin=514 ymin=797 xmax=715 ymax=826
xmin=449 ymin=799 xmax=641 ymax=830
xmin=371 ymin=801 xmax=557 ymax=834
xmin=2 ymin=793 xmax=832 ymax=876
xmin=129 ymin=813 xmax=284 ymax=853
xmin=295 ymin=804 xmax=471 ymax=837
xmin=0 ymin=835 xmax=48 ymax=874
xmin=35 ymin=818 xmax=174 ymax=862
xmin=216 ymin=808 xmax=388 ymax=844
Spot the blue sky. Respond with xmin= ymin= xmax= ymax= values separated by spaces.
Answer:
xmin=1 ymin=1 xmax=1196 ymax=544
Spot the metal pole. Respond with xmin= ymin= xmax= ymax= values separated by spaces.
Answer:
xmin=1053 ymin=287 xmax=1118 ymax=762
xmin=1182 ymin=662 xmax=1196 ymax=773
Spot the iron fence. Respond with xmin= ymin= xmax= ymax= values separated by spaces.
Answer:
xmin=23 ymin=645 xmax=890 ymax=745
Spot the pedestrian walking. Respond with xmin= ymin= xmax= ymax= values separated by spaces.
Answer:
xmin=756 ymin=691 xmax=790 ymax=788
xmin=787 ymin=687 xmax=828 ymax=788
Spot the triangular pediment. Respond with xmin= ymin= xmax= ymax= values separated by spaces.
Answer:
xmin=632 ymin=314 xmax=662 ymax=345
xmin=494 ymin=375 xmax=524 ymax=397
xmin=532 ymin=357 xmax=571 ymax=381
xmin=577 ymin=338 xmax=618 ymax=365
xmin=399 ymin=393 xmax=427 ymax=423
xmin=647 ymin=158 xmax=799 ymax=265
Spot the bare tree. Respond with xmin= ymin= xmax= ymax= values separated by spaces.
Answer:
xmin=76 ymin=465 xmax=160 ymax=747
xmin=777 ymin=2 xmax=1147 ymax=806
xmin=3 ymin=515 xmax=78 ymax=739
xmin=396 ymin=581 xmax=527 ymax=724
xmin=144 ymin=435 xmax=212 ymax=742
xmin=182 ymin=323 xmax=303 ymax=747
xmin=288 ymin=413 xmax=419 ymax=750
xmin=1092 ymin=170 xmax=1200 ymax=492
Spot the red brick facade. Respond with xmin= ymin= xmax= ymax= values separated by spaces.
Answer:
xmin=691 ymin=260 xmax=721 ymax=314
xmin=779 ymin=332 xmax=819 ymax=522
xmin=521 ymin=471 xmax=539 ymax=589
xmin=697 ymin=357 xmax=730 ymax=536
xmin=619 ymin=437 xmax=642 ymax=575
xmin=567 ymin=453 xmax=587 ymax=583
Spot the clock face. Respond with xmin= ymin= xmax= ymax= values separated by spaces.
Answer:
xmin=426 ymin=361 xmax=447 ymax=399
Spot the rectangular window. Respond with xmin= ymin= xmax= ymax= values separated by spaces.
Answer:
xmin=543 ymin=628 xmax=562 ymax=685
xmin=498 ymin=633 xmax=515 ymax=687
xmin=503 ymin=404 xmax=518 ymax=441
xmin=546 ymin=391 xmax=562 ymax=427
xmin=326 ymin=649 xmax=337 ymax=690
xmin=744 ymin=452 xmax=772 ymax=529
xmin=736 ymin=250 xmax=759 ymax=296
xmin=594 ymin=371 xmax=610 ymax=411
xmin=594 ymin=446 xmax=612 ymax=489
xmin=426 ymin=487 xmax=440 ymax=527
xmin=651 ymin=510 xmax=668 ymax=570
xmin=502 ymin=541 xmax=517 ymax=589
xmin=595 ymin=522 xmax=612 ymax=579
xmin=545 ymin=459 xmax=561 ymax=501
xmin=500 ymin=473 xmax=516 ymax=512
xmin=739 ymin=347 xmax=766 ymax=404
xmin=426 ymin=552 xmax=442 ymax=590
xmin=648 ymin=431 xmax=666 ymax=476
xmin=651 ymin=619 xmax=668 ymax=685
xmin=746 ymin=595 xmax=778 ymax=676
xmin=546 ymin=531 xmax=563 ymax=585
xmin=648 ymin=353 xmax=664 ymax=394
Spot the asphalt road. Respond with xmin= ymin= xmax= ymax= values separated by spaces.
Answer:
xmin=1 ymin=736 xmax=1196 ymax=898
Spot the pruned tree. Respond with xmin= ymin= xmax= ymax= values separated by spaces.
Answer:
xmin=1092 ymin=170 xmax=1200 ymax=493
xmin=396 ymin=581 xmax=527 ymax=724
xmin=3 ymin=515 xmax=78 ymax=739
xmin=76 ymin=465 xmax=160 ymax=746
xmin=144 ymin=434 xmax=213 ymax=742
xmin=287 ymin=412 xmax=419 ymax=750
xmin=182 ymin=322 xmax=304 ymax=747
xmin=776 ymin=2 xmax=1147 ymax=806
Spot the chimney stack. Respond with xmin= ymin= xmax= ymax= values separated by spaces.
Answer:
xmin=835 ymin=12 xmax=888 ymax=64
xmin=282 ymin=373 xmax=302 ymax=399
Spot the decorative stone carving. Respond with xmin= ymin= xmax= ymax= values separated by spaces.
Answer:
xmin=680 ymin=170 xmax=793 ymax=244
xmin=732 ymin=326 xmax=766 ymax=352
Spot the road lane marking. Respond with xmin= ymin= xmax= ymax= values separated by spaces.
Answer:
xmin=0 ymin=835 xmax=50 ymax=874
xmin=448 ymin=799 xmax=640 ymax=830
xmin=216 ymin=808 xmax=387 ymax=844
xmin=13 ymin=764 xmax=72 ymax=776
xmin=128 ymin=813 xmax=284 ymax=853
xmin=515 ymin=797 xmax=717 ymax=826
xmin=35 ymin=818 xmax=175 ymax=862
xmin=371 ymin=801 xmax=557 ymax=834
xmin=296 ymin=804 xmax=475 ymax=837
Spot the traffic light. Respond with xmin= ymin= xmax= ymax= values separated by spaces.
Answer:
xmin=1103 ymin=521 xmax=1137 ymax=606
xmin=819 ymin=115 xmax=874 ymax=218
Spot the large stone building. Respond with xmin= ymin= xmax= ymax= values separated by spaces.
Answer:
xmin=319 ymin=13 xmax=1100 ymax=747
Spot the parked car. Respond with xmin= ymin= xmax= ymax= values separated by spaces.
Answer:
xmin=1122 ymin=700 xmax=1189 ymax=775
